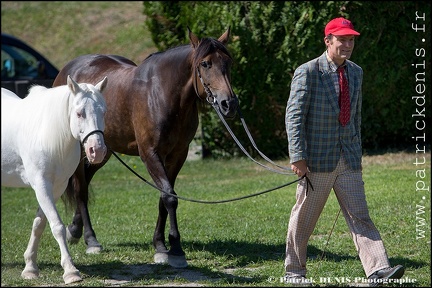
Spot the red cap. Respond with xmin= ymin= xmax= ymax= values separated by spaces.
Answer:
xmin=325 ymin=17 xmax=360 ymax=36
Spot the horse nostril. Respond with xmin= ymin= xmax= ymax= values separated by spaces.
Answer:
xmin=220 ymin=100 xmax=229 ymax=111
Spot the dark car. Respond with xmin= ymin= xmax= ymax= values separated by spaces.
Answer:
xmin=1 ymin=33 xmax=59 ymax=98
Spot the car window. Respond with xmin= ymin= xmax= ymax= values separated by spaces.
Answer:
xmin=1 ymin=44 xmax=39 ymax=79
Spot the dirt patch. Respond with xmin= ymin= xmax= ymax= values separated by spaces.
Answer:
xmin=103 ymin=268 xmax=207 ymax=286
xmin=91 ymin=264 xmax=253 ymax=287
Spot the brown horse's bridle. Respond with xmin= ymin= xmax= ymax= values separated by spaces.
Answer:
xmin=194 ymin=66 xmax=215 ymax=104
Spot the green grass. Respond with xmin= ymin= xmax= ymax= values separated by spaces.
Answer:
xmin=1 ymin=2 xmax=157 ymax=69
xmin=1 ymin=152 xmax=430 ymax=286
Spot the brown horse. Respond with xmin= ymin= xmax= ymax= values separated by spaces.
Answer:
xmin=53 ymin=28 xmax=238 ymax=268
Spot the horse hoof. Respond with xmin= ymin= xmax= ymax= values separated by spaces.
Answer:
xmin=66 ymin=228 xmax=80 ymax=244
xmin=154 ymin=252 xmax=169 ymax=264
xmin=86 ymin=245 xmax=103 ymax=254
xmin=63 ymin=270 xmax=82 ymax=284
xmin=21 ymin=268 xmax=39 ymax=280
xmin=168 ymin=254 xmax=188 ymax=268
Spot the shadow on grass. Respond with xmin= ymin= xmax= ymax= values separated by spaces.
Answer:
xmin=68 ymin=239 xmax=429 ymax=286
xmin=2 ymin=239 xmax=427 ymax=287
xmin=78 ymin=261 xmax=258 ymax=285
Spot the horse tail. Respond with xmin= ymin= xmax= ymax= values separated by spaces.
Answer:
xmin=61 ymin=174 xmax=78 ymax=213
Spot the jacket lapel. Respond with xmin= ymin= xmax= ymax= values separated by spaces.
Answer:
xmin=318 ymin=53 xmax=340 ymax=114
xmin=345 ymin=61 xmax=358 ymax=107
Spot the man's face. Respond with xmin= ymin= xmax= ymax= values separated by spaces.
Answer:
xmin=325 ymin=35 xmax=356 ymax=64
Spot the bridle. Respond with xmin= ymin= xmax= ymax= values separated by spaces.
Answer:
xmin=81 ymin=129 xmax=104 ymax=145
xmin=194 ymin=64 xmax=215 ymax=104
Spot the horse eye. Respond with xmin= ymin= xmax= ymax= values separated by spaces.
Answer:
xmin=200 ymin=61 xmax=210 ymax=68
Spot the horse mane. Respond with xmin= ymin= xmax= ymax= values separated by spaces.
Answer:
xmin=192 ymin=37 xmax=232 ymax=68
xmin=20 ymin=85 xmax=74 ymax=158
xmin=144 ymin=36 xmax=232 ymax=69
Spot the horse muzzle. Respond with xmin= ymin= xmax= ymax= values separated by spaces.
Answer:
xmin=218 ymin=96 xmax=239 ymax=119
xmin=82 ymin=130 xmax=107 ymax=164
xmin=85 ymin=143 xmax=107 ymax=164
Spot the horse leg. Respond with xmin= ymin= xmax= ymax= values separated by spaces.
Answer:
xmin=153 ymin=197 xmax=169 ymax=263
xmin=81 ymin=156 xmax=110 ymax=253
xmin=24 ymin=201 xmax=82 ymax=284
xmin=38 ymin=186 xmax=82 ymax=284
xmin=78 ymin=189 xmax=102 ymax=254
xmin=66 ymin=204 xmax=83 ymax=244
xmin=66 ymin=158 xmax=104 ymax=254
xmin=165 ymin=150 xmax=189 ymax=268
xmin=148 ymin=152 xmax=187 ymax=268
xmin=154 ymin=192 xmax=187 ymax=268
xmin=165 ymin=191 xmax=188 ymax=268
xmin=21 ymin=207 xmax=45 ymax=280
xmin=68 ymin=195 xmax=102 ymax=254
xmin=65 ymin=162 xmax=85 ymax=244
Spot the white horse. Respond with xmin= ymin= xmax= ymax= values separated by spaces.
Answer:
xmin=1 ymin=75 xmax=108 ymax=284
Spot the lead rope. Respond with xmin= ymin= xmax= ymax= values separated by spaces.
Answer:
xmin=320 ymin=208 xmax=341 ymax=260
xmin=196 ymin=67 xmax=314 ymax=192
xmin=237 ymin=107 xmax=293 ymax=172
xmin=209 ymin=103 xmax=314 ymax=191
xmin=211 ymin=102 xmax=293 ymax=175
xmin=110 ymin=148 xmax=308 ymax=204
xmin=198 ymin=69 xmax=294 ymax=176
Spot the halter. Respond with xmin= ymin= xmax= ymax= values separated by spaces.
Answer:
xmin=195 ymin=66 xmax=216 ymax=104
xmin=81 ymin=130 xmax=104 ymax=145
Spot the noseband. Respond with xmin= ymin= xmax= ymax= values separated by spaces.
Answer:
xmin=81 ymin=130 xmax=104 ymax=145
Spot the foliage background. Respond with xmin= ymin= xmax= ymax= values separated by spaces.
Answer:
xmin=143 ymin=1 xmax=431 ymax=158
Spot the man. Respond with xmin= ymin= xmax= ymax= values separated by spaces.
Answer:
xmin=284 ymin=17 xmax=405 ymax=286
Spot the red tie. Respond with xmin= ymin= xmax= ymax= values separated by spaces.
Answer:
xmin=338 ymin=66 xmax=350 ymax=126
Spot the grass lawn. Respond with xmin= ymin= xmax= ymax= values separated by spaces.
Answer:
xmin=1 ymin=151 xmax=430 ymax=286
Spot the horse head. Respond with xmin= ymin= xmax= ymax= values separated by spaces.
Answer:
xmin=190 ymin=27 xmax=239 ymax=119
xmin=67 ymin=75 xmax=108 ymax=164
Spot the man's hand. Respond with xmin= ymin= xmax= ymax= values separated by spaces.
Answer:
xmin=291 ymin=160 xmax=308 ymax=177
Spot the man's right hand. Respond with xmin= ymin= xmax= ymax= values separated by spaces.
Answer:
xmin=291 ymin=160 xmax=308 ymax=177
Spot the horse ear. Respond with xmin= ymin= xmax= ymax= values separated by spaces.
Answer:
xmin=95 ymin=76 xmax=108 ymax=92
xmin=218 ymin=27 xmax=230 ymax=45
xmin=67 ymin=75 xmax=81 ymax=95
xmin=188 ymin=26 xmax=200 ymax=48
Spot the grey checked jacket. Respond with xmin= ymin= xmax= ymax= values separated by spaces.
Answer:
xmin=285 ymin=52 xmax=363 ymax=172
